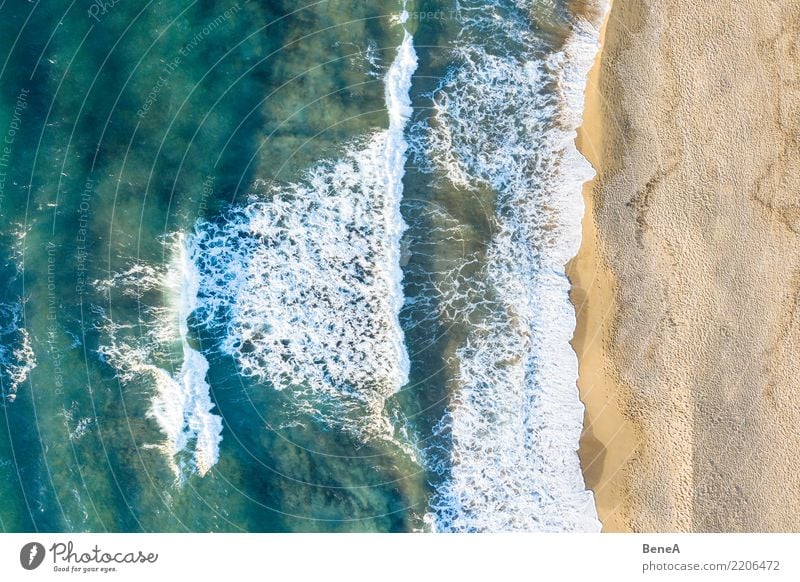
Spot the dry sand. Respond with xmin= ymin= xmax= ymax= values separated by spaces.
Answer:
xmin=570 ymin=0 xmax=800 ymax=531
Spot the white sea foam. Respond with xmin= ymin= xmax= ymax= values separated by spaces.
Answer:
xmin=191 ymin=31 xmax=418 ymax=442
xmin=399 ymin=201 xmax=483 ymax=352
xmin=0 ymin=301 xmax=37 ymax=403
xmin=62 ymin=401 xmax=94 ymax=441
xmin=97 ymin=234 xmax=222 ymax=478
xmin=159 ymin=234 xmax=223 ymax=476
xmin=415 ymin=1 xmax=607 ymax=532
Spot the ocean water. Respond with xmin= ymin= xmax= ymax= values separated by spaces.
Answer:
xmin=0 ymin=0 xmax=605 ymax=532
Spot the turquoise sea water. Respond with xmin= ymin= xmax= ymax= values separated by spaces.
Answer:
xmin=0 ymin=0 xmax=604 ymax=532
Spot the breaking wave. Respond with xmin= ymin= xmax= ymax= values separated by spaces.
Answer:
xmin=97 ymin=233 xmax=223 ymax=479
xmin=189 ymin=30 xmax=418 ymax=443
xmin=413 ymin=0 xmax=607 ymax=532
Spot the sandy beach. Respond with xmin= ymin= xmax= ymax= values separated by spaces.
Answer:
xmin=571 ymin=0 xmax=800 ymax=531
xmin=569 ymin=0 xmax=637 ymax=533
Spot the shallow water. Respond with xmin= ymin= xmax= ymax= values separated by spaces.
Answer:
xmin=0 ymin=0 xmax=604 ymax=532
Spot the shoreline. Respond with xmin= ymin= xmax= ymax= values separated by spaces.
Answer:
xmin=568 ymin=0 xmax=636 ymax=532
